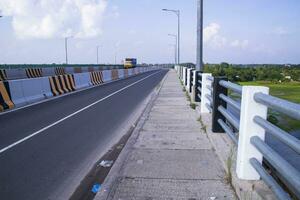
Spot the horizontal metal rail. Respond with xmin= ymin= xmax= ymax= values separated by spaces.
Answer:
xmin=197 ymin=86 xmax=202 ymax=92
xmin=207 ymin=76 xmax=214 ymax=81
xmin=254 ymin=92 xmax=300 ymax=120
xmin=254 ymin=116 xmax=300 ymax=154
xmin=251 ymin=136 xmax=300 ymax=198
xmin=250 ymin=158 xmax=292 ymax=200
xmin=206 ymin=85 xmax=212 ymax=92
xmin=205 ymin=94 xmax=212 ymax=103
xmin=197 ymin=93 xmax=201 ymax=100
xmin=219 ymin=80 xmax=242 ymax=94
xmin=219 ymin=94 xmax=241 ymax=111
xmin=205 ymin=103 xmax=212 ymax=112
xmin=218 ymin=106 xmax=240 ymax=130
xmin=218 ymin=119 xmax=238 ymax=145
xmin=198 ymin=80 xmax=202 ymax=84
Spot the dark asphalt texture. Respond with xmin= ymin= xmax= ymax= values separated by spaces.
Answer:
xmin=0 ymin=69 xmax=168 ymax=200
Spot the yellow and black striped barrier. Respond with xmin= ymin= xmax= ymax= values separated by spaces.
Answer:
xmin=0 ymin=69 xmax=7 ymax=81
xmin=49 ymin=74 xmax=75 ymax=96
xmin=26 ymin=68 xmax=43 ymax=78
xmin=90 ymin=71 xmax=104 ymax=85
xmin=0 ymin=81 xmax=14 ymax=111
xmin=55 ymin=67 xmax=66 ymax=76
xmin=111 ymin=69 xmax=119 ymax=80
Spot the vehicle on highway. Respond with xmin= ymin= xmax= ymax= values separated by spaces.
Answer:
xmin=124 ymin=58 xmax=137 ymax=69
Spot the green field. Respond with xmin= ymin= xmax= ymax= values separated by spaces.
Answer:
xmin=240 ymin=81 xmax=300 ymax=131
xmin=239 ymin=81 xmax=300 ymax=103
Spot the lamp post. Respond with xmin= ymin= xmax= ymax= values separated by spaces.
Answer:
xmin=196 ymin=0 xmax=204 ymax=71
xmin=64 ymin=36 xmax=73 ymax=64
xmin=168 ymin=34 xmax=177 ymax=64
xmin=169 ymin=44 xmax=177 ymax=64
xmin=162 ymin=8 xmax=180 ymax=64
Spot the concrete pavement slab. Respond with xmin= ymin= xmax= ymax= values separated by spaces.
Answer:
xmin=122 ymin=149 xmax=225 ymax=180
xmin=110 ymin=178 xmax=236 ymax=200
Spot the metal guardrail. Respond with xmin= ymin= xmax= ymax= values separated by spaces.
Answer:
xmin=210 ymin=77 xmax=300 ymax=200
xmin=174 ymin=67 xmax=300 ymax=199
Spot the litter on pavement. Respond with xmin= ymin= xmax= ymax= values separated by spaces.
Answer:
xmin=98 ymin=160 xmax=114 ymax=168
xmin=91 ymin=184 xmax=101 ymax=194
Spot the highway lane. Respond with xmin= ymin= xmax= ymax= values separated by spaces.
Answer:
xmin=0 ymin=69 xmax=168 ymax=200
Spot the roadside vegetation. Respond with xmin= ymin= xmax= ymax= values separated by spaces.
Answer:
xmin=239 ymin=81 xmax=300 ymax=131
xmin=202 ymin=62 xmax=300 ymax=131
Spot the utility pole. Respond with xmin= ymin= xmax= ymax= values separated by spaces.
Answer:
xmin=196 ymin=0 xmax=204 ymax=71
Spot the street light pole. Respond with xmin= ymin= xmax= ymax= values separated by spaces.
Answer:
xmin=65 ymin=37 xmax=72 ymax=64
xmin=97 ymin=45 xmax=101 ymax=64
xmin=196 ymin=0 xmax=204 ymax=71
xmin=162 ymin=9 xmax=181 ymax=64
xmin=168 ymin=34 xmax=177 ymax=64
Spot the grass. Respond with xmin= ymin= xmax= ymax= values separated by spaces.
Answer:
xmin=239 ymin=81 xmax=300 ymax=103
xmin=240 ymin=81 xmax=300 ymax=131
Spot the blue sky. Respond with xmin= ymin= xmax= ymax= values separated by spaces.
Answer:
xmin=0 ymin=0 xmax=299 ymax=64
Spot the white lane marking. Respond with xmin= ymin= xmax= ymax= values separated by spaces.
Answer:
xmin=0 ymin=70 xmax=162 ymax=155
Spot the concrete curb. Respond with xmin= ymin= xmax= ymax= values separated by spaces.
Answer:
xmin=94 ymin=70 xmax=169 ymax=200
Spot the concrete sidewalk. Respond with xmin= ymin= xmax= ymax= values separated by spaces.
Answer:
xmin=97 ymin=70 xmax=236 ymax=200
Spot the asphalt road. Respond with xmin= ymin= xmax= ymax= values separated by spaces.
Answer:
xmin=0 ymin=69 xmax=168 ymax=200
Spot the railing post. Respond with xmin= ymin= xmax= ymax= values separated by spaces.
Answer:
xmin=194 ymin=71 xmax=201 ymax=102
xmin=200 ymin=73 xmax=212 ymax=113
xmin=212 ymin=77 xmax=228 ymax=132
xmin=190 ymin=69 xmax=194 ymax=93
xmin=186 ymin=68 xmax=191 ymax=91
xmin=236 ymin=86 xmax=269 ymax=180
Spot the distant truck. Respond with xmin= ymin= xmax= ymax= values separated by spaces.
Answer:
xmin=124 ymin=58 xmax=137 ymax=69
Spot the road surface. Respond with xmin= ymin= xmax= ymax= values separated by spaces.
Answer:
xmin=0 ymin=69 xmax=167 ymax=200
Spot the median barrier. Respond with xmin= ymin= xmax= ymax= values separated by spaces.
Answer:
xmin=88 ymin=67 xmax=95 ymax=72
xmin=6 ymin=69 xmax=27 ymax=80
xmin=42 ymin=68 xmax=56 ymax=77
xmin=55 ymin=67 xmax=66 ymax=75
xmin=0 ymin=69 xmax=7 ymax=81
xmin=128 ymin=69 xmax=133 ymax=76
xmin=81 ymin=67 xmax=89 ymax=73
xmin=0 ymin=81 xmax=14 ymax=111
xmin=90 ymin=71 xmax=104 ymax=85
xmin=74 ymin=72 xmax=91 ymax=89
xmin=7 ymin=79 xmax=27 ymax=107
xmin=124 ymin=69 xmax=129 ymax=78
xmin=22 ymin=77 xmax=51 ymax=104
xmin=118 ymin=69 xmax=124 ymax=79
xmin=25 ymin=68 xmax=43 ymax=78
xmin=65 ymin=67 xmax=75 ymax=74
xmin=74 ymin=67 xmax=82 ymax=73
xmin=102 ymin=70 xmax=112 ymax=82
xmin=49 ymin=76 xmax=67 ymax=96
xmin=111 ymin=69 xmax=119 ymax=80
xmin=8 ymin=77 xmax=53 ymax=107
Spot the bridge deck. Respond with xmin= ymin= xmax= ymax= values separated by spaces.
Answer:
xmin=98 ymin=70 xmax=236 ymax=199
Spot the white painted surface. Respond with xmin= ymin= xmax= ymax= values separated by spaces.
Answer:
xmin=200 ymin=73 xmax=212 ymax=113
xmin=236 ymin=86 xmax=269 ymax=180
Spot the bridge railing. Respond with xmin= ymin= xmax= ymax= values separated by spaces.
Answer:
xmin=174 ymin=66 xmax=300 ymax=200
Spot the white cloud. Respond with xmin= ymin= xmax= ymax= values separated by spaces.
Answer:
xmin=0 ymin=0 xmax=107 ymax=39
xmin=204 ymin=22 xmax=249 ymax=50
xmin=230 ymin=39 xmax=249 ymax=49
xmin=273 ymin=27 xmax=289 ymax=36
xmin=204 ymin=23 xmax=227 ymax=48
